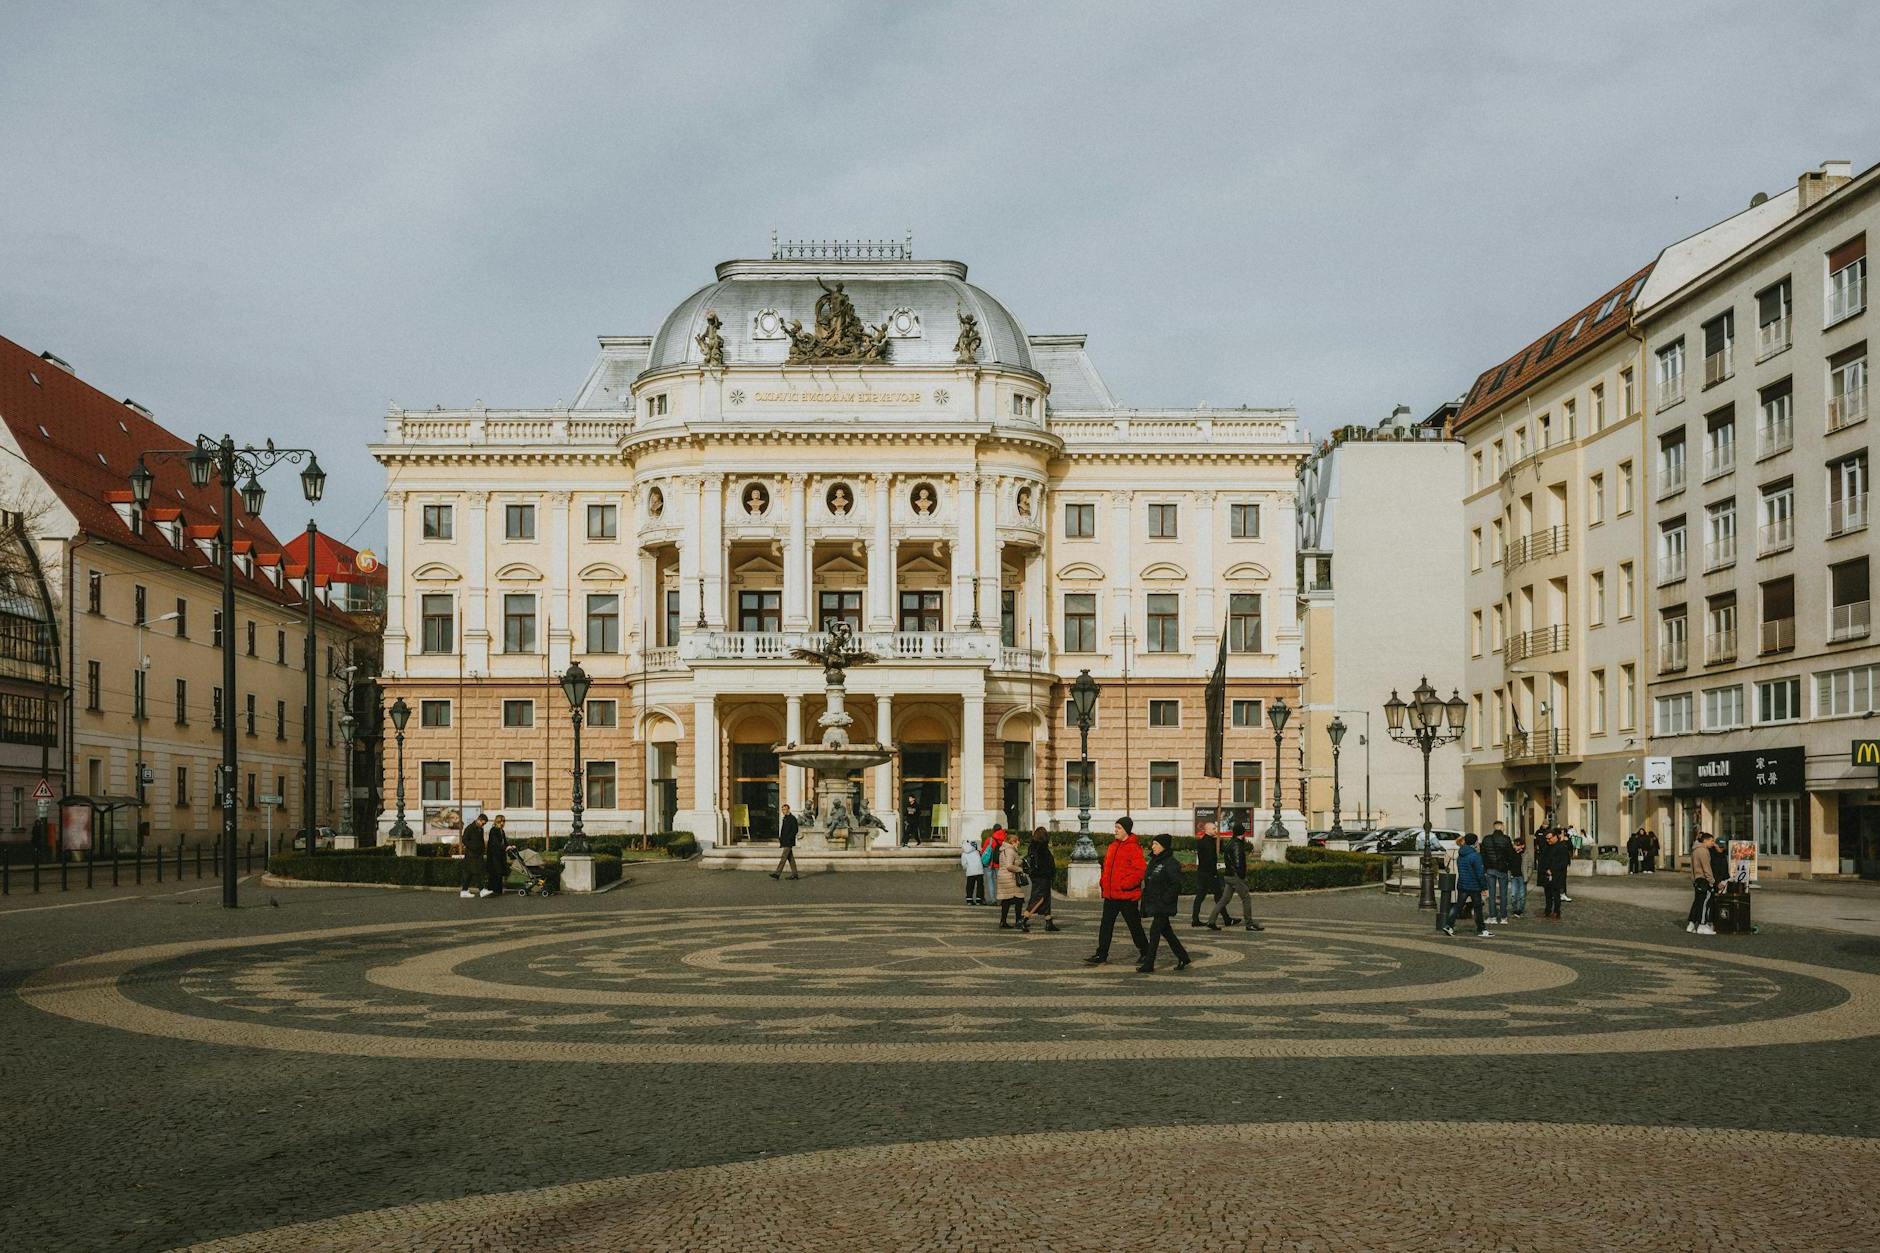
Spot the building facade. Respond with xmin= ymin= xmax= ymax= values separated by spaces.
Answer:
xmin=370 ymin=248 xmax=1309 ymax=847
xmin=1296 ymin=406 xmax=1466 ymax=832
xmin=1637 ymin=160 xmax=1878 ymax=877
xmin=0 ymin=335 xmax=366 ymax=849
xmin=0 ymin=509 xmax=61 ymax=843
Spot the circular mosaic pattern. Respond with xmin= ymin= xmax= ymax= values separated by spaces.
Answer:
xmin=182 ymin=1121 xmax=1880 ymax=1251
xmin=22 ymin=906 xmax=1880 ymax=1065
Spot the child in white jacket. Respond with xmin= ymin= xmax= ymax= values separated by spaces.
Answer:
xmin=960 ymin=836 xmax=985 ymax=905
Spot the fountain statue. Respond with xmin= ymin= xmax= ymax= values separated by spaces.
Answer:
xmin=775 ymin=621 xmax=894 ymax=851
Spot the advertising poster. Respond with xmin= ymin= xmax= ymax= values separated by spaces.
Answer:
xmin=422 ymin=802 xmax=480 ymax=845
xmin=1728 ymin=839 xmax=1758 ymax=885
xmin=60 ymin=802 xmax=93 ymax=852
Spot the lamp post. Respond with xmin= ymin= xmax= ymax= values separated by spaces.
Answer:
xmin=1327 ymin=715 xmax=1347 ymax=838
xmin=129 ymin=437 xmax=324 ymax=908
xmin=133 ymin=610 xmax=182 ymax=852
xmin=388 ymin=696 xmax=412 ymax=852
xmin=560 ymin=661 xmax=593 ymax=855
xmin=296 ymin=509 xmax=325 ymax=856
xmin=1383 ymin=676 xmax=1468 ymax=909
xmin=1266 ymin=698 xmax=1291 ymax=841
xmin=1539 ymin=699 xmax=1559 ymax=829
xmin=1069 ymin=668 xmax=1100 ymax=863
xmin=338 ymin=709 xmax=356 ymax=843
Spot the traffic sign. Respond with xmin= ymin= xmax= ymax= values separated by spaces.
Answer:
xmin=1621 ymin=773 xmax=1641 ymax=795
xmin=258 ymin=793 xmax=284 ymax=807
xmin=32 ymin=778 xmax=53 ymax=802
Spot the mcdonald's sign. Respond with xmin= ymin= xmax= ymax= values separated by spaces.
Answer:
xmin=1854 ymin=739 xmax=1880 ymax=767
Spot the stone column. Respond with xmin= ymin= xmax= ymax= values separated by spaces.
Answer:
xmin=784 ymin=473 xmax=810 ymax=630
xmin=952 ymin=474 xmax=979 ymax=629
xmin=1194 ymin=490 xmax=1217 ymax=650
xmin=962 ymin=691 xmax=986 ymax=834
xmin=383 ymin=491 xmax=408 ymax=673
xmin=701 ymin=474 xmax=726 ymax=629
xmin=977 ymin=476 xmax=999 ymax=631
xmin=784 ymin=693 xmax=805 ymax=809
xmin=676 ymin=478 xmax=700 ymax=632
xmin=464 ymin=491 xmax=490 ymax=671
xmin=867 ymin=474 xmax=894 ymax=630
xmin=547 ymin=491 xmax=572 ymax=672
xmin=637 ymin=549 xmax=659 ymax=650
xmin=873 ymin=693 xmax=895 ymax=837
xmin=1023 ymin=548 xmax=1048 ymax=653
xmin=1107 ymin=489 xmax=1132 ymax=655
xmin=685 ymin=695 xmax=721 ymax=846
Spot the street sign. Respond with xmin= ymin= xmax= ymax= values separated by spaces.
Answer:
xmin=36 ymin=799 xmax=50 ymax=820
xmin=1643 ymin=757 xmax=1672 ymax=789
xmin=139 ymin=765 xmax=155 ymax=785
xmin=258 ymin=793 xmax=284 ymax=807
xmin=1621 ymin=773 xmax=1641 ymax=795
xmin=32 ymin=778 xmax=53 ymax=802
xmin=1853 ymin=739 xmax=1880 ymax=767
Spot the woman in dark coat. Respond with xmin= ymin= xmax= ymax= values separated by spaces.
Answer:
xmin=1020 ymin=826 xmax=1059 ymax=932
xmin=1136 ymin=833 xmax=1191 ymax=973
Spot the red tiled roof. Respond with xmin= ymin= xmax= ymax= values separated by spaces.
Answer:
xmin=283 ymin=528 xmax=388 ymax=587
xmin=0 ymin=334 xmax=356 ymax=625
xmin=1454 ymin=262 xmax=1655 ymax=432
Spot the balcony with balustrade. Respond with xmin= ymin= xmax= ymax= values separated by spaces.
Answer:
xmin=1828 ymin=271 xmax=1866 ymax=326
xmin=1506 ymin=728 xmax=1572 ymax=762
xmin=1658 ymin=637 xmax=1688 ymax=674
xmin=1828 ymin=386 xmax=1868 ymax=434
xmin=1504 ymin=525 xmax=1569 ymax=572
xmin=1703 ymin=533 xmax=1737 ymax=573
xmin=1703 ymin=344 xmax=1734 ymax=388
xmin=1703 ymin=442 xmax=1735 ymax=482
xmin=1756 ymin=317 xmax=1791 ymax=361
xmin=1760 ymin=617 xmax=1796 ymax=655
xmin=1657 ymin=462 xmax=1686 ymax=499
xmin=1657 ymin=549 xmax=1687 ymax=586
xmin=1759 ymin=516 xmax=1794 ymax=555
xmin=1502 ymin=623 xmax=1570 ymax=665
xmin=1705 ymin=629 xmax=1737 ymax=665
xmin=682 ymin=628 xmax=1004 ymax=666
xmin=1829 ymin=493 xmax=1869 ymax=538
xmin=1757 ymin=413 xmax=1793 ymax=459
xmin=1830 ymin=600 xmax=1872 ymax=643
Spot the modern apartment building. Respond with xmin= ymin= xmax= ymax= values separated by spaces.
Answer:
xmin=369 ymin=246 xmax=1309 ymax=847
xmin=1455 ymin=266 xmax=1655 ymax=845
xmin=0 ymin=334 xmax=369 ymax=850
xmin=1637 ymin=160 xmax=1879 ymax=877
xmin=1297 ymin=405 xmax=1466 ymax=832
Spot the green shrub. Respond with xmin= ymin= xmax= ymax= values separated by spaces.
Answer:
xmin=1285 ymin=846 xmax=1391 ymax=882
xmin=267 ymin=853 xmax=461 ymax=887
xmin=663 ymin=835 xmax=699 ymax=859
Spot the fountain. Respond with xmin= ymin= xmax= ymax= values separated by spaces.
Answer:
xmin=774 ymin=621 xmax=894 ymax=851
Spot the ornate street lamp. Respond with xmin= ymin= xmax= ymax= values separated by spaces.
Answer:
xmin=1383 ymin=675 xmax=1468 ymax=909
xmin=1327 ymin=716 xmax=1347 ymax=838
xmin=1069 ymin=668 xmax=1101 ymax=863
xmin=1266 ymin=698 xmax=1291 ymax=841
xmin=560 ymin=661 xmax=593 ymax=855
xmin=338 ymin=709 xmax=356 ymax=841
xmin=388 ymin=696 xmax=412 ymax=846
xmin=129 ymin=434 xmax=326 ymax=907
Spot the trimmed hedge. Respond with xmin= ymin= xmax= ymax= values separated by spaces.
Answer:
xmin=268 ymin=851 xmax=624 ymax=889
xmin=501 ymin=831 xmax=696 ymax=860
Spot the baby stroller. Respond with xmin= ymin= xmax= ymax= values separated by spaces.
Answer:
xmin=507 ymin=845 xmax=561 ymax=896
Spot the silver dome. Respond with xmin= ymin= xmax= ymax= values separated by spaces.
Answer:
xmin=644 ymin=258 xmax=1034 ymax=374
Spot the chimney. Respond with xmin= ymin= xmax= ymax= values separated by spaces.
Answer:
xmin=1798 ymin=160 xmax=1854 ymax=210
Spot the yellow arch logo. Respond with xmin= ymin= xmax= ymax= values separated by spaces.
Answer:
xmin=1855 ymin=740 xmax=1880 ymax=766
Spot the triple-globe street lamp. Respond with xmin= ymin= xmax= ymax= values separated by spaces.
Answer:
xmin=560 ymin=661 xmax=593 ymax=855
xmin=1069 ymin=668 xmax=1100 ymax=863
xmin=1326 ymin=715 xmax=1348 ymax=838
xmin=388 ymin=696 xmax=412 ymax=848
xmin=1383 ymin=676 xmax=1468 ymax=909
xmin=129 ymin=437 xmax=324 ymax=908
xmin=1266 ymin=698 xmax=1291 ymax=842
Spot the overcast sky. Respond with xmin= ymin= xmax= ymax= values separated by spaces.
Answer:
xmin=3 ymin=0 xmax=1876 ymax=549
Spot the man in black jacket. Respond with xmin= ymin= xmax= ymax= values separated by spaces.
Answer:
xmin=770 ymin=804 xmax=800 ymax=880
xmin=1536 ymin=827 xmax=1572 ymax=919
xmin=1190 ymin=821 xmax=1225 ymax=928
xmin=485 ymin=814 xmax=509 ymax=897
xmin=1208 ymin=821 xmax=1262 ymax=930
xmin=1480 ymin=820 xmax=1517 ymax=924
xmin=458 ymin=813 xmax=488 ymax=899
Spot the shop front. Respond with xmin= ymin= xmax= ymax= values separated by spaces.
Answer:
xmin=1657 ymin=746 xmax=1806 ymax=872
xmin=1846 ymin=739 xmax=1880 ymax=879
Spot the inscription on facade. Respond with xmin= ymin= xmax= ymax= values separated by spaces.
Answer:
xmin=751 ymin=391 xmax=922 ymax=404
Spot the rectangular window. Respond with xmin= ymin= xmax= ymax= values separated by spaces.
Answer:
xmin=245 ymin=620 xmax=256 ymax=656
xmin=1656 ymin=339 xmax=1686 ymax=409
xmin=664 ymin=588 xmax=680 ymax=647
xmin=586 ymin=502 xmax=618 ymax=539
xmin=736 ymin=590 xmax=780 ymax=634
xmin=1828 ymin=451 xmax=1868 ymax=537
xmin=1589 ymin=570 xmax=1606 ymax=626
xmin=1148 ymin=761 xmax=1180 ymax=808
xmin=276 ymin=629 xmax=286 ymax=665
xmin=1759 ymin=378 xmax=1794 ymax=456
xmin=1755 ymin=796 xmax=1798 ymax=858
xmin=420 ymin=594 xmax=455 ymax=654
xmin=645 ymin=393 xmax=668 ymax=418
xmin=1657 ymin=429 xmax=1687 ymax=496
xmin=1701 ymin=310 xmax=1734 ymax=386
xmin=1471 ymin=450 xmax=1484 ymax=490
xmin=586 ymin=593 xmax=621 ymax=652
xmin=422 ymin=504 xmax=453 ymax=540
xmin=1657 ymin=518 xmax=1687 ymax=585
xmin=1761 ymin=575 xmax=1796 ymax=654
xmin=1654 ymin=693 xmax=1694 ymax=736
xmin=1703 ymin=406 xmax=1735 ymax=479
xmin=1229 ymin=503 xmax=1260 ymax=538
xmin=1227 ymin=593 xmax=1262 ymax=653
xmin=211 ymin=610 xmax=224 ymax=649
xmin=504 ymin=503 xmax=536 ymax=540
xmin=132 ymin=668 xmax=146 ymax=720
xmin=1618 ymin=561 xmax=1635 ymax=618
xmin=1589 ymin=669 xmax=1607 ymax=734
xmin=1065 ymin=760 xmax=1097 ymax=809
xmin=1000 ymin=588 xmax=1017 ymax=648
xmin=1760 ymin=479 xmax=1795 ymax=553
xmin=1757 ymin=278 xmax=1792 ymax=357
xmin=420 ymin=699 xmax=451 ymax=728
xmin=585 ymin=761 xmax=617 ymax=809
xmin=1063 ymin=503 xmax=1096 ymax=539
xmin=1231 ymin=760 xmax=1263 ymax=805
xmin=174 ymin=598 xmax=188 ymax=638
xmin=133 ymin=584 xmax=146 ymax=625
xmin=816 ymin=590 xmax=862 ymax=632
xmin=1231 ymin=699 xmax=1264 ymax=728
xmin=212 ymin=686 xmax=224 ymax=730
xmin=420 ymin=761 xmax=452 ymax=802
xmin=87 ymin=570 xmax=101 ymax=614
xmin=1470 ymin=528 xmax=1483 ymax=571
xmin=586 ymin=699 xmax=617 ymax=727
xmin=1816 ymin=662 xmax=1880 ymax=717
xmin=1588 ymin=473 xmax=1604 ymax=524
xmin=275 ymin=699 xmax=286 ymax=740
xmin=1829 ymin=557 xmax=1871 ymax=642
xmin=1704 ymin=684 xmax=1745 ymax=730
xmin=1064 ymin=699 xmax=1098 ymax=729
xmin=1145 ymin=593 xmax=1180 ymax=653
xmin=174 ymin=678 xmax=188 ymax=725
xmin=1707 ymin=594 xmax=1738 ymax=663
xmin=1828 ymin=232 xmax=1867 ymax=325
xmin=1704 ymin=500 xmax=1737 ymax=571
xmin=502 ymin=700 xmax=535 ymax=729
xmin=1621 ymin=366 xmax=1637 ymax=417
xmin=1148 ymin=699 xmax=1180 ymax=728
xmin=1147 ymin=502 xmax=1179 ymax=539
xmin=1659 ymin=607 xmax=1688 ymax=672
xmin=898 ymin=590 xmax=943 ymax=633
xmin=503 ymin=761 xmax=535 ymax=808
xmin=1591 ymin=383 xmax=1606 ymax=431
xmin=1471 ymin=610 xmax=1484 ymax=656
xmin=1756 ymin=676 xmax=1802 ymax=724
xmin=175 ymin=766 xmax=189 ymax=807
xmin=1828 ymin=344 xmax=1868 ymax=433
xmin=503 ymin=594 xmax=537 ymax=653
xmin=1620 ymin=664 xmax=1637 ymax=730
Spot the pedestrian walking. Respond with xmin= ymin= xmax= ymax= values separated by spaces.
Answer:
xmin=1444 ymin=833 xmax=1494 ymax=937
xmin=997 ymin=835 xmax=1029 ymax=930
xmin=1083 ymin=817 xmax=1150 ymax=966
xmin=960 ymin=834 xmax=985 ymax=905
xmin=1537 ymin=827 xmax=1572 ymax=919
xmin=902 ymin=794 xmax=922 ymax=845
xmin=458 ymin=813 xmax=489 ymax=899
xmin=1643 ymin=828 xmax=1660 ymax=873
xmin=1190 ymin=820 xmax=1224 ymax=929
xmin=1208 ymin=821 xmax=1261 ymax=930
xmin=1136 ymin=833 xmax=1191 ymax=972
xmin=1481 ymin=820 xmax=1517 ymax=924
xmin=1626 ymin=829 xmax=1642 ymax=874
xmin=770 ymin=803 xmax=800 ymax=880
xmin=485 ymin=814 xmax=509 ymax=897
xmin=1020 ymin=826 xmax=1059 ymax=932
xmin=982 ymin=824 xmax=1008 ymax=904
xmin=1436 ymin=837 xmax=1461 ymax=932
xmin=1508 ymin=827 xmax=1529 ymax=918
xmin=1687 ymin=830 xmax=1722 ymax=934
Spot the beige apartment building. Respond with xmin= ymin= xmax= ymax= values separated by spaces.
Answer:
xmin=1637 ymin=160 xmax=1879 ymax=877
xmin=1456 ymin=266 xmax=1655 ymax=846
xmin=370 ymin=245 xmax=1309 ymax=848
xmin=0 ymin=334 xmax=365 ymax=850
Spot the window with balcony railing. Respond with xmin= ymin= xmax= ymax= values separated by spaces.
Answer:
xmin=1704 ymin=344 xmax=1734 ymax=387
xmin=1759 ymin=617 xmax=1796 ymax=654
xmin=1705 ymin=630 xmax=1738 ymax=664
xmin=1830 ymin=491 xmax=1870 ymax=537
xmin=1828 ymin=258 xmax=1865 ymax=326
xmin=1703 ymin=533 xmax=1736 ymax=571
xmin=1829 ymin=384 xmax=1868 ymax=432
xmin=1659 ymin=638 xmax=1688 ymax=672
xmin=1757 ymin=316 xmax=1791 ymax=358
xmin=1657 ymin=546 xmax=1686 ymax=585
xmin=1831 ymin=599 xmax=1872 ymax=642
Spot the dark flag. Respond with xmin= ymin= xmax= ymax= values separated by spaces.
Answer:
xmin=1204 ymin=620 xmax=1229 ymax=779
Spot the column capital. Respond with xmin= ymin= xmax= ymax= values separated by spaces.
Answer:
xmin=1107 ymin=489 xmax=1132 ymax=506
xmin=386 ymin=490 xmax=409 ymax=507
xmin=786 ymin=471 xmax=809 ymax=486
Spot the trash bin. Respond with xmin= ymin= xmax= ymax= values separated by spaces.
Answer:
xmin=1711 ymin=883 xmax=1753 ymax=933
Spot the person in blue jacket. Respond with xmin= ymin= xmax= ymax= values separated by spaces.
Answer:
xmin=1444 ymin=833 xmax=1495 ymax=938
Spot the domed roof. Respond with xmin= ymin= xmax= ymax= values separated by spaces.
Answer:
xmin=645 ymin=258 xmax=1034 ymax=374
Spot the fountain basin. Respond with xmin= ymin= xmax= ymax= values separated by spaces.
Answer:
xmin=774 ymin=744 xmax=893 ymax=773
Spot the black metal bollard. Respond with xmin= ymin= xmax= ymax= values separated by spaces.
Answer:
xmin=60 ymin=853 xmax=68 ymax=892
xmin=3 ymin=855 xmax=9 ymax=895
xmin=87 ymin=855 xmax=94 ymax=889
xmin=156 ymin=842 xmax=164 ymax=883
xmin=245 ymin=836 xmax=254 ymax=872
xmin=113 ymin=850 xmax=120 ymax=887
xmin=33 ymin=844 xmax=41 ymax=893
xmin=135 ymin=838 xmax=144 ymax=884
xmin=197 ymin=844 xmax=203 ymax=879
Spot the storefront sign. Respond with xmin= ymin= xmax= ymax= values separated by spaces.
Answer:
xmin=1670 ymin=747 xmax=1804 ymax=796
xmin=1728 ymin=839 xmax=1758 ymax=885
xmin=1643 ymin=757 xmax=1672 ymax=789
xmin=1853 ymin=739 xmax=1880 ymax=768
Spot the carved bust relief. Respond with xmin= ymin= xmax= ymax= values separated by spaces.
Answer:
xmin=825 ymin=483 xmax=854 ymax=516
xmin=1015 ymin=485 xmax=1033 ymax=517
xmin=646 ymin=486 xmax=664 ymax=518
xmin=742 ymin=482 xmax=771 ymax=516
xmin=909 ymin=482 xmax=937 ymax=516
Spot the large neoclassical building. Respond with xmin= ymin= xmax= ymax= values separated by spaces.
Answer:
xmin=371 ymin=245 xmax=1309 ymax=846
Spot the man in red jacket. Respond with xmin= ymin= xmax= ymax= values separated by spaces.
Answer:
xmin=1084 ymin=816 xmax=1151 ymax=965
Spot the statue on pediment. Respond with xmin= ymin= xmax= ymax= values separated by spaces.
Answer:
xmin=696 ymin=311 xmax=725 ymax=367
xmin=954 ymin=311 xmax=982 ymax=364
xmin=784 ymin=278 xmax=891 ymax=363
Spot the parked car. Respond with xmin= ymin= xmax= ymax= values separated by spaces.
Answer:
xmin=291 ymin=826 xmax=338 ymax=852
xmin=1379 ymin=827 xmax=1462 ymax=854
xmin=1347 ymin=826 xmax=1410 ymax=853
